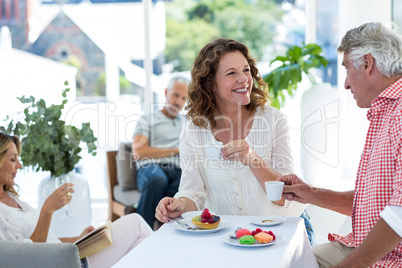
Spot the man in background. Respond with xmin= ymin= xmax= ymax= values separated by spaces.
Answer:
xmin=132 ymin=76 xmax=189 ymax=228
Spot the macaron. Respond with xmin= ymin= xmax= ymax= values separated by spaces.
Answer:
xmin=239 ymin=235 xmax=255 ymax=244
xmin=235 ymin=228 xmax=251 ymax=239
xmin=254 ymin=232 xmax=273 ymax=244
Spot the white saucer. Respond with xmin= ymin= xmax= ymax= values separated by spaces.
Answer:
xmin=221 ymin=232 xmax=284 ymax=247
xmin=172 ymin=218 xmax=228 ymax=234
xmin=249 ymin=215 xmax=286 ymax=226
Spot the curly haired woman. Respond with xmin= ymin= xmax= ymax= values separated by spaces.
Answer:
xmin=156 ymin=38 xmax=313 ymax=244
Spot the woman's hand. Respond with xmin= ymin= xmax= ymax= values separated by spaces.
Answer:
xmin=155 ymin=197 xmax=196 ymax=223
xmin=31 ymin=183 xmax=74 ymax=242
xmin=42 ymin=183 xmax=74 ymax=214
xmin=222 ymin=140 xmax=257 ymax=166
xmin=79 ymin=226 xmax=95 ymax=238
xmin=58 ymin=226 xmax=95 ymax=243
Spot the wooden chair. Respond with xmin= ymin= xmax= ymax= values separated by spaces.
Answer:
xmin=106 ymin=150 xmax=125 ymax=221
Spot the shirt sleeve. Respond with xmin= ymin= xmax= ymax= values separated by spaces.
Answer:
xmin=380 ymin=205 xmax=402 ymax=238
xmin=174 ymin=122 xmax=207 ymax=210
xmin=270 ymin=109 xmax=294 ymax=175
xmin=133 ymin=114 xmax=150 ymax=138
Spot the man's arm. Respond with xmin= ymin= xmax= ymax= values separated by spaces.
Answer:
xmin=280 ymin=174 xmax=354 ymax=216
xmin=132 ymin=134 xmax=179 ymax=161
xmin=307 ymin=188 xmax=354 ymax=216
xmin=334 ymin=218 xmax=402 ymax=268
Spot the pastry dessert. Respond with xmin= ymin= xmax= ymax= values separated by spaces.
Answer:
xmin=191 ymin=208 xmax=220 ymax=229
xmin=235 ymin=228 xmax=252 ymax=239
xmin=239 ymin=235 xmax=256 ymax=244
xmin=254 ymin=232 xmax=273 ymax=244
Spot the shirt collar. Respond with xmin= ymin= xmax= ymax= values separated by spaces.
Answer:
xmin=367 ymin=77 xmax=402 ymax=120
xmin=372 ymin=77 xmax=402 ymax=105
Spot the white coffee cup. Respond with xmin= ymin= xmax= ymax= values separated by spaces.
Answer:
xmin=205 ymin=142 xmax=223 ymax=160
xmin=265 ymin=181 xmax=285 ymax=201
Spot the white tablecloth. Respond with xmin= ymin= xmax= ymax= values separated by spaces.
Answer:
xmin=113 ymin=216 xmax=319 ymax=268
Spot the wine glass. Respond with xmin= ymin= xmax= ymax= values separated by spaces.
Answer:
xmin=55 ymin=174 xmax=74 ymax=218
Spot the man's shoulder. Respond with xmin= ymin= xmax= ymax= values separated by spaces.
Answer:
xmin=137 ymin=112 xmax=152 ymax=122
xmin=137 ymin=110 xmax=165 ymax=123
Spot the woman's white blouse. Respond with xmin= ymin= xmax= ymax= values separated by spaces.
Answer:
xmin=175 ymin=105 xmax=306 ymax=216
xmin=0 ymin=192 xmax=60 ymax=243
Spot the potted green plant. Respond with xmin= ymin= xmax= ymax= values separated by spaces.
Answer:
xmin=1 ymin=81 xmax=97 ymax=236
xmin=1 ymin=82 xmax=97 ymax=177
xmin=263 ymin=43 xmax=328 ymax=108
xmin=264 ymin=43 xmax=343 ymax=188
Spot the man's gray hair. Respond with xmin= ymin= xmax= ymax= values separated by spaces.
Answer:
xmin=337 ymin=22 xmax=402 ymax=77
xmin=167 ymin=76 xmax=190 ymax=90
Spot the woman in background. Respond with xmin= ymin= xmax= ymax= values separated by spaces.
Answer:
xmin=0 ymin=132 xmax=153 ymax=268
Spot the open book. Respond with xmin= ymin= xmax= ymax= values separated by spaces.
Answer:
xmin=74 ymin=221 xmax=113 ymax=259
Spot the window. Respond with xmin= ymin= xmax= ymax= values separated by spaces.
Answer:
xmin=1 ymin=0 xmax=6 ymax=20
xmin=0 ymin=0 xmax=17 ymax=20
xmin=392 ymin=0 xmax=402 ymax=33
xmin=10 ymin=0 xmax=14 ymax=19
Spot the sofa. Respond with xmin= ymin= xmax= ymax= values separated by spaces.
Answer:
xmin=107 ymin=142 xmax=142 ymax=221
xmin=114 ymin=141 xmax=142 ymax=207
xmin=0 ymin=240 xmax=81 ymax=268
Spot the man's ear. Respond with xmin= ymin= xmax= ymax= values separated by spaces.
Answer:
xmin=165 ymin=88 xmax=168 ymax=97
xmin=363 ymin=54 xmax=374 ymax=74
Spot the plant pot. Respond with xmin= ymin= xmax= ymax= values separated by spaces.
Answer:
xmin=300 ymin=83 xmax=343 ymax=187
xmin=38 ymin=171 xmax=92 ymax=237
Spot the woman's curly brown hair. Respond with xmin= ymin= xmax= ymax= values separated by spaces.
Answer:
xmin=186 ymin=38 xmax=269 ymax=129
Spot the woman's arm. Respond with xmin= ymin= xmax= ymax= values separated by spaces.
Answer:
xmin=59 ymin=226 xmax=95 ymax=243
xmin=30 ymin=183 xmax=74 ymax=242
xmin=173 ymin=124 xmax=207 ymax=209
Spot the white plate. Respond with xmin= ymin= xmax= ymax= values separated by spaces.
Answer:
xmin=221 ymin=232 xmax=284 ymax=247
xmin=249 ymin=215 xmax=286 ymax=226
xmin=172 ymin=218 xmax=228 ymax=233
xmin=181 ymin=210 xmax=217 ymax=219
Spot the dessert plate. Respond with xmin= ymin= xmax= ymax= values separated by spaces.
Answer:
xmin=181 ymin=210 xmax=217 ymax=219
xmin=249 ymin=215 xmax=286 ymax=226
xmin=172 ymin=218 xmax=229 ymax=233
xmin=221 ymin=232 xmax=284 ymax=247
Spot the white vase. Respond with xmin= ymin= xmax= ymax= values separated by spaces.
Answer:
xmin=300 ymin=83 xmax=343 ymax=188
xmin=38 ymin=171 xmax=92 ymax=237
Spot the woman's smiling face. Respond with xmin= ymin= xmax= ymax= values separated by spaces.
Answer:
xmin=0 ymin=142 xmax=22 ymax=188
xmin=213 ymin=50 xmax=253 ymax=109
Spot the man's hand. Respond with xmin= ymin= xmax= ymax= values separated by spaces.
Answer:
xmin=278 ymin=174 xmax=314 ymax=204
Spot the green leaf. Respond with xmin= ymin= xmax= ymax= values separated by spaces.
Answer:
xmin=264 ymin=43 xmax=328 ymax=109
xmin=270 ymin=56 xmax=288 ymax=66
xmin=3 ymin=82 xmax=97 ymax=177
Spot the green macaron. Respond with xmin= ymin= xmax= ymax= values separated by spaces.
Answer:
xmin=239 ymin=235 xmax=256 ymax=244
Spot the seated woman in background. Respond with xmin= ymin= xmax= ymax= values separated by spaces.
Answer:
xmin=156 ymin=38 xmax=314 ymax=244
xmin=0 ymin=132 xmax=153 ymax=268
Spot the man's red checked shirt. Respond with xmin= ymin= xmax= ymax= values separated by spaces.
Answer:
xmin=328 ymin=77 xmax=402 ymax=267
